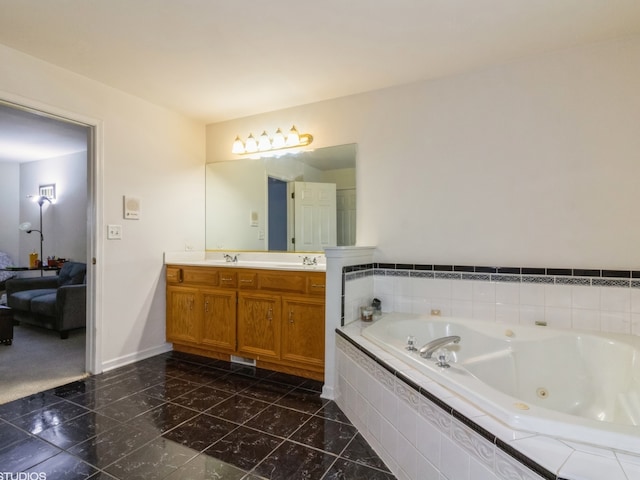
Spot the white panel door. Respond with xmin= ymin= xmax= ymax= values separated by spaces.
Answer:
xmin=336 ymin=188 xmax=356 ymax=246
xmin=292 ymin=182 xmax=337 ymax=251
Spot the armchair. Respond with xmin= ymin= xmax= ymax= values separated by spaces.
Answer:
xmin=6 ymin=261 xmax=86 ymax=339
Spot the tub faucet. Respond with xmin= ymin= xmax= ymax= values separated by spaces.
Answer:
xmin=419 ymin=336 xmax=461 ymax=359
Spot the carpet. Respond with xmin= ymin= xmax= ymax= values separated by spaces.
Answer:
xmin=0 ymin=324 xmax=86 ymax=405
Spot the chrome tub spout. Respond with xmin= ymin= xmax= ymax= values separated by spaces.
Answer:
xmin=419 ymin=335 xmax=461 ymax=359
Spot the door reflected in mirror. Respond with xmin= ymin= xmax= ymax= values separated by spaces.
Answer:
xmin=206 ymin=144 xmax=356 ymax=252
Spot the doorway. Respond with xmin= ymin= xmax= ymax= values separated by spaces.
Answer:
xmin=267 ymin=177 xmax=288 ymax=251
xmin=0 ymin=98 xmax=98 ymax=401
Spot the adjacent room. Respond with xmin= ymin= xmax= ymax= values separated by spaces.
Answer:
xmin=0 ymin=2 xmax=639 ymax=479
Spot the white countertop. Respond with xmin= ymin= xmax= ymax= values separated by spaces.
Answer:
xmin=163 ymin=251 xmax=326 ymax=272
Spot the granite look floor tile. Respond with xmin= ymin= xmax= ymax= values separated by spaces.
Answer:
xmin=36 ymin=412 xmax=119 ymax=449
xmin=0 ymin=392 xmax=63 ymax=421
xmin=288 ymin=415 xmax=357 ymax=455
xmin=1 ymin=351 xmax=394 ymax=480
xmin=163 ymin=452 xmax=247 ymax=480
xmin=244 ymin=404 xmax=312 ymax=438
xmin=238 ymin=379 xmax=295 ymax=403
xmin=0 ymin=435 xmax=63 ymax=471
xmin=26 ymin=451 xmax=98 ymax=480
xmin=162 ymin=413 xmax=237 ymax=452
xmin=142 ymin=377 xmax=200 ymax=401
xmin=274 ymin=387 xmax=329 ymax=414
xmin=171 ymin=384 xmax=232 ymax=412
xmin=340 ymin=433 xmax=392 ymax=472
xmin=68 ymin=423 xmax=158 ymax=469
xmin=128 ymin=402 xmax=200 ymax=435
xmin=315 ymin=402 xmax=353 ymax=425
xmin=13 ymin=399 xmax=90 ymax=434
xmin=252 ymin=440 xmax=336 ymax=480
xmin=0 ymin=420 xmax=31 ymax=450
xmin=207 ymin=394 xmax=270 ymax=424
xmin=104 ymin=436 xmax=198 ymax=480
xmin=95 ymin=391 xmax=166 ymax=422
xmin=206 ymin=373 xmax=259 ymax=394
xmin=203 ymin=426 xmax=283 ymax=471
xmin=322 ymin=458 xmax=397 ymax=480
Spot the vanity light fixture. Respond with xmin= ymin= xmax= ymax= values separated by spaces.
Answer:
xmin=231 ymin=125 xmax=313 ymax=155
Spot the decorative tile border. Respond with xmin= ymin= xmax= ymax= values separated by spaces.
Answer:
xmin=336 ymin=329 xmax=564 ymax=480
xmin=344 ymin=262 xmax=640 ymax=287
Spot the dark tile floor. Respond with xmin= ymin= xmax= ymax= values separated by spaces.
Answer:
xmin=0 ymin=351 xmax=396 ymax=479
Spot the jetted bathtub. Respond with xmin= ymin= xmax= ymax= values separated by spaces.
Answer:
xmin=362 ymin=313 xmax=640 ymax=454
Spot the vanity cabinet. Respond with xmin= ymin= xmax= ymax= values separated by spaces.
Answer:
xmin=166 ymin=265 xmax=325 ymax=380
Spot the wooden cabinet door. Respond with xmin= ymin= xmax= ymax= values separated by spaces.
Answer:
xmin=201 ymin=289 xmax=237 ymax=353
xmin=166 ymin=286 xmax=199 ymax=344
xmin=281 ymin=296 xmax=325 ymax=370
xmin=237 ymin=292 xmax=281 ymax=360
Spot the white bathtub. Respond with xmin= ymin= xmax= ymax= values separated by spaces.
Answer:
xmin=362 ymin=313 xmax=640 ymax=454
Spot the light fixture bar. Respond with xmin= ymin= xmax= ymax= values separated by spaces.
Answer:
xmin=231 ymin=126 xmax=313 ymax=155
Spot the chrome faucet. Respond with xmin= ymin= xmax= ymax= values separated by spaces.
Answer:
xmin=223 ymin=253 xmax=238 ymax=263
xmin=302 ymin=256 xmax=317 ymax=266
xmin=419 ymin=335 xmax=461 ymax=359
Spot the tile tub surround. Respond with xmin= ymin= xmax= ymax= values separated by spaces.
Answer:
xmin=334 ymin=323 xmax=640 ymax=480
xmin=343 ymin=263 xmax=640 ymax=335
xmin=0 ymin=351 xmax=395 ymax=480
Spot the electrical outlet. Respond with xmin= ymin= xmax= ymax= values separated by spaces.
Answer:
xmin=107 ymin=224 xmax=122 ymax=240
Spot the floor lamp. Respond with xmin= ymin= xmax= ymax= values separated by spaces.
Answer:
xmin=18 ymin=195 xmax=52 ymax=277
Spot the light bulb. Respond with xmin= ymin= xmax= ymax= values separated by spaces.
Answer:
xmin=245 ymin=134 xmax=258 ymax=153
xmin=286 ymin=125 xmax=300 ymax=147
xmin=232 ymin=136 xmax=245 ymax=154
xmin=272 ymin=128 xmax=286 ymax=149
xmin=258 ymin=131 xmax=272 ymax=151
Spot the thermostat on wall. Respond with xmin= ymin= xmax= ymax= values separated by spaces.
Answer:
xmin=124 ymin=196 xmax=140 ymax=220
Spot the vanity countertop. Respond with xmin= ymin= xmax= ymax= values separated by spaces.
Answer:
xmin=163 ymin=251 xmax=326 ymax=272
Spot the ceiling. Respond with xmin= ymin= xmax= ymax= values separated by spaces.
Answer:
xmin=0 ymin=0 xmax=639 ymax=161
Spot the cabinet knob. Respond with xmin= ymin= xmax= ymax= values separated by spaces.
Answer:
xmin=289 ymin=310 xmax=294 ymax=324
xmin=267 ymin=307 xmax=273 ymax=321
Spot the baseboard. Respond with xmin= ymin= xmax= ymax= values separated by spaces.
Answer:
xmin=101 ymin=342 xmax=173 ymax=372
xmin=321 ymin=384 xmax=335 ymax=400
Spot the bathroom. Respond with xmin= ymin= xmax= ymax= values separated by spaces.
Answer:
xmin=203 ymin=36 xmax=640 ymax=480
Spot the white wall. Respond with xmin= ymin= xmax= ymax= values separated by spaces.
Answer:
xmin=207 ymin=35 xmax=640 ymax=270
xmin=0 ymin=44 xmax=205 ymax=370
xmin=18 ymin=152 xmax=87 ymax=264
xmin=0 ymin=161 xmax=20 ymax=263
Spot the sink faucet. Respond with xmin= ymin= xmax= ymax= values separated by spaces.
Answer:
xmin=223 ymin=254 xmax=238 ymax=263
xmin=302 ymin=256 xmax=317 ymax=266
xmin=419 ymin=335 xmax=461 ymax=359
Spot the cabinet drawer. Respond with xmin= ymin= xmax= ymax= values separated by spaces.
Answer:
xmin=307 ymin=274 xmax=326 ymax=295
xmin=183 ymin=267 xmax=220 ymax=286
xmin=166 ymin=266 xmax=183 ymax=284
xmin=238 ymin=272 xmax=257 ymax=289
xmin=258 ymin=272 xmax=306 ymax=294
xmin=219 ymin=271 xmax=237 ymax=288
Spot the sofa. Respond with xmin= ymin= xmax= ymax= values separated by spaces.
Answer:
xmin=6 ymin=261 xmax=86 ymax=339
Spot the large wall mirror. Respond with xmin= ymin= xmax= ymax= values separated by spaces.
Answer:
xmin=206 ymin=143 xmax=356 ymax=252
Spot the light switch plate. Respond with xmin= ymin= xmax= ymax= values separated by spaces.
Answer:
xmin=107 ymin=224 xmax=122 ymax=239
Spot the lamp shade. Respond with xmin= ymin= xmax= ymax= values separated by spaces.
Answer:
xmin=18 ymin=222 xmax=32 ymax=232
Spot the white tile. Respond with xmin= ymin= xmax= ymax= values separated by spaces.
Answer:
xmin=410 ymin=276 xmax=432 ymax=298
xmin=451 ymin=300 xmax=473 ymax=318
xmin=600 ymin=286 xmax=631 ymax=312
xmin=473 ymin=281 xmax=496 ymax=303
xmin=397 ymin=396 xmax=419 ymax=447
xmin=571 ymin=308 xmax=600 ymax=331
xmin=367 ymin=405 xmax=382 ymax=442
xmin=394 ymin=296 xmax=414 ymax=313
xmin=520 ymin=283 xmax=545 ymax=306
xmin=412 ymin=297 xmax=432 ymax=315
xmin=559 ymin=451 xmax=627 ymax=480
xmin=472 ymin=302 xmax=495 ymax=321
xmin=382 ymin=383 xmax=398 ymax=424
xmin=417 ymin=453 xmax=440 ymax=480
xmin=396 ymin=432 xmax=418 ymax=480
xmin=375 ymin=276 xmax=395 ymax=295
xmin=416 ymin=415 xmax=442 ymax=468
xmin=469 ymin=456 xmax=500 ymax=480
xmin=519 ymin=305 xmax=545 ymax=326
xmin=452 ymin=280 xmax=473 ymax=301
xmin=495 ymin=303 xmax=520 ymax=324
xmin=600 ymin=311 xmax=631 ymax=334
xmin=572 ymin=285 xmax=600 ymax=310
xmin=631 ymin=289 xmax=640 ymax=313
xmin=380 ymin=416 xmax=399 ymax=461
xmin=509 ymin=435 xmax=574 ymax=474
xmin=544 ymin=306 xmax=572 ymax=329
xmin=430 ymin=299 xmax=452 ymax=317
xmin=544 ymin=284 xmax=572 ymax=308
xmin=395 ymin=276 xmax=414 ymax=297
xmin=620 ymin=460 xmax=640 ymax=480
xmin=632 ymin=313 xmax=640 ymax=336
xmin=428 ymin=279 xmax=452 ymax=299
xmin=440 ymin=435 xmax=470 ymax=480
xmin=496 ymin=282 xmax=520 ymax=304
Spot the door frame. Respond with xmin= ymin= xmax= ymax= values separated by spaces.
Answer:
xmin=0 ymin=91 xmax=102 ymax=374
